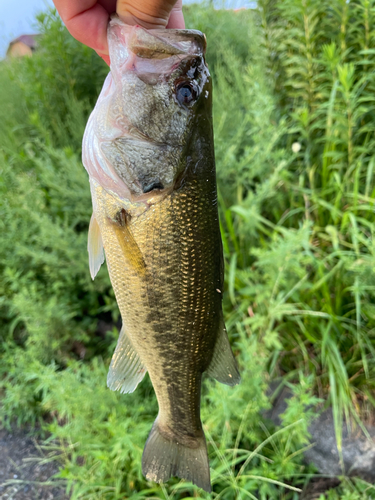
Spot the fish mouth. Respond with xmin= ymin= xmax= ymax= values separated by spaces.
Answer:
xmin=109 ymin=15 xmax=206 ymax=59
xmin=108 ymin=18 xmax=207 ymax=85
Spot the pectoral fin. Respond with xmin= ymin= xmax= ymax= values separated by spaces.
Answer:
xmin=107 ymin=326 xmax=147 ymax=394
xmin=88 ymin=213 xmax=105 ymax=280
xmin=112 ymin=210 xmax=147 ymax=277
xmin=206 ymin=319 xmax=241 ymax=386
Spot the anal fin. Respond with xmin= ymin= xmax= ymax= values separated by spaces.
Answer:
xmin=107 ymin=326 xmax=147 ymax=394
xmin=88 ymin=212 xmax=105 ymax=280
xmin=206 ymin=319 xmax=241 ymax=386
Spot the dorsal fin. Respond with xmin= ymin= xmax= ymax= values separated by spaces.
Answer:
xmin=88 ymin=212 xmax=105 ymax=280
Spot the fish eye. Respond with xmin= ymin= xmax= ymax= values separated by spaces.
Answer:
xmin=175 ymin=81 xmax=198 ymax=106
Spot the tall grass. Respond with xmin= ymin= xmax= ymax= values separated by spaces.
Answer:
xmin=212 ymin=0 xmax=375 ymax=453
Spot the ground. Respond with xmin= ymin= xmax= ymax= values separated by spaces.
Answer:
xmin=0 ymin=426 xmax=67 ymax=500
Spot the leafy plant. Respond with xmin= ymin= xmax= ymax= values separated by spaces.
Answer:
xmin=215 ymin=0 xmax=375 ymax=455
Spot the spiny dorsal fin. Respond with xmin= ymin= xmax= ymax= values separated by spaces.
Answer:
xmin=206 ymin=319 xmax=241 ymax=386
xmin=88 ymin=212 xmax=105 ymax=280
xmin=107 ymin=326 xmax=147 ymax=394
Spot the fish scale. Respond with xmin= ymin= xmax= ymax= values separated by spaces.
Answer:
xmin=83 ymin=17 xmax=240 ymax=492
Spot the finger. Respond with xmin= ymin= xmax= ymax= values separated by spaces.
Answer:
xmin=98 ymin=0 xmax=117 ymax=12
xmin=116 ymin=0 xmax=179 ymax=28
xmin=98 ymin=53 xmax=111 ymax=65
xmin=166 ymin=0 xmax=185 ymax=29
xmin=53 ymin=0 xmax=114 ymax=60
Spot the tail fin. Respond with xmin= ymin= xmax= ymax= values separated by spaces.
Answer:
xmin=142 ymin=421 xmax=211 ymax=493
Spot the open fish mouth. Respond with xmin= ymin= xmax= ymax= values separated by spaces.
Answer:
xmin=109 ymin=18 xmax=208 ymax=90
xmin=109 ymin=15 xmax=206 ymax=60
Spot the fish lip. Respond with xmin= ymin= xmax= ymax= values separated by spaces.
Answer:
xmin=109 ymin=15 xmax=206 ymax=58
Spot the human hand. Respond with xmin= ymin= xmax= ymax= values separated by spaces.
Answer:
xmin=52 ymin=0 xmax=185 ymax=65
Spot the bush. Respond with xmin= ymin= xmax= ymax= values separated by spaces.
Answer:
xmin=217 ymin=0 xmax=375 ymax=449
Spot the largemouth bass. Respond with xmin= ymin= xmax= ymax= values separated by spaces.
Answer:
xmin=82 ymin=16 xmax=240 ymax=492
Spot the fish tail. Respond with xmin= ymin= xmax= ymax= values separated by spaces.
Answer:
xmin=142 ymin=421 xmax=211 ymax=493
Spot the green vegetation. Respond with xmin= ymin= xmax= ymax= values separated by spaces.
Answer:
xmin=1 ymin=1 xmax=375 ymax=498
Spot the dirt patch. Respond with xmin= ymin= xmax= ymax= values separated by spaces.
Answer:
xmin=0 ymin=426 xmax=68 ymax=500
xmin=300 ymin=477 xmax=341 ymax=500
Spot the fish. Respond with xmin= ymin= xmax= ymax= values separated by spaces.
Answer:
xmin=82 ymin=15 xmax=240 ymax=493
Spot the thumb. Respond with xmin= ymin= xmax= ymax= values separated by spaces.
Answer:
xmin=116 ymin=0 xmax=184 ymax=29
